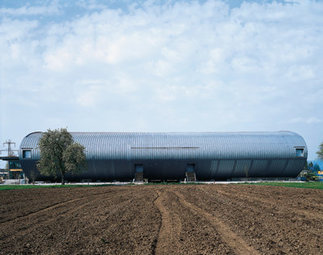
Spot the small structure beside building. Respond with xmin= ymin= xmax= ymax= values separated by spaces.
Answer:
xmin=317 ymin=171 xmax=323 ymax=182
xmin=0 ymin=139 xmax=24 ymax=181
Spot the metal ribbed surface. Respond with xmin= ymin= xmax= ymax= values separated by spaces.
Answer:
xmin=19 ymin=131 xmax=307 ymax=161
xmin=19 ymin=131 xmax=307 ymax=181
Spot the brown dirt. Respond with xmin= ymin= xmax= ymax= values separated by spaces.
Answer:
xmin=0 ymin=184 xmax=322 ymax=254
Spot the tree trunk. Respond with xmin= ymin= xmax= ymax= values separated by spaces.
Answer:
xmin=59 ymin=165 xmax=65 ymax=185
xmin=61 ymin=174 xmax=65 ymax=185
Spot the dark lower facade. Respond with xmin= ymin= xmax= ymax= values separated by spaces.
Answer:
xmin=21 ymin=157 xmax=306 ymax=182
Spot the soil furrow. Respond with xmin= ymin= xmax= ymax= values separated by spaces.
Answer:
xmin=153 ymin=190 xmax=182 ymax=255
xmin=192 ymin=185 xmax=322 ymax=254
xmin=173 ymin=190 xmax=260 ymax=255
xmin=0 ymin=197 xmax=84 ymax=224
xmin=0 ymin=195 xmax=106 ymax=242
xmin=0 ymin=190 xmax=133 ymax=243
xmin=229 ymin=185 xmax=323 ymax=209
xmin=214 ymin=187 xmax=323 ymax=220
xmin=196 ymin=185 xmax=323 ymax=238
xmin=0 ymin=189 xmax=120 ymax=223
xmin=0 ymin=185 xmax=322 ymax=254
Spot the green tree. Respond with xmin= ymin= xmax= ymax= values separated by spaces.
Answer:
xmin=313 ymin=163 xmax=321 ymax=172
xmin=308 ymin=162 xmax=314 ymax=170
xmin=37 ymin=128 xmax=86 ymax=184
xmin=63 ymin=143 xmax=86 ymax=174
xmin=317 ymin=142 xmax=323 ymax=160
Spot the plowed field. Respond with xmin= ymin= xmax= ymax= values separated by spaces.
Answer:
xmin=0 ymin=184 xmax=322 ymax=254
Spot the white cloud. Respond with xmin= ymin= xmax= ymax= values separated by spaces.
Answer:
xmin=0 ymin=0 xmax=323 ymax=159
xmin=77 ymin=85 xmax=104 ymax=107
xmin=0 ymin=3 xmax=60 ymax=16
xmin=289 ymin=117 xmax=322 ymax=124
xmin=285 ymin=65 xmax=315 ymax=82
xmin=0 ymin=19 xmax=39 ymax=42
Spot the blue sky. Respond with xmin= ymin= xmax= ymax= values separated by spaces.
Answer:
xmin=0 ymin=0 xmax=322 ymax=162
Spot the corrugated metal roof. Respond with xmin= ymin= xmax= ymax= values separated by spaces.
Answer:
xmin=19 ymin=131 xmax=307 ymax=161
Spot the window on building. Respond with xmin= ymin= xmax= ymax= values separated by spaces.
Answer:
xmin=296 ymin=148 xmax=304 ymax=157
xmin=23 ymin=150 xmax=31 ymax=159
xmin=135 ymin=164 xmax=143 ymax=173
xmin=9 ymin=161 xmax=22 ymax=169
xmin=186 ymin=163 xmax=195 ymax=172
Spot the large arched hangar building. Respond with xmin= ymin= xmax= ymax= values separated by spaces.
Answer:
xmin=19 ymin=131 xmax=307 ymax=181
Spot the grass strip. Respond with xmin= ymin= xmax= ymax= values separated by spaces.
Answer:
xmin=244 ymin=182 xmax=323 ymax=190
xmin=0 ymin=184 xmax=118 ymax=191
xmin=2 ymin=181 xmax=323 ymax=190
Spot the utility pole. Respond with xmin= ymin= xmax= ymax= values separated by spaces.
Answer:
xmin=3 ymin=139 xmax=16 ymax=156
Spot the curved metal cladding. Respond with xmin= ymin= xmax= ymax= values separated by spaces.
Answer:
xmin=19 ymin=131 xmax=307 ymax=181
